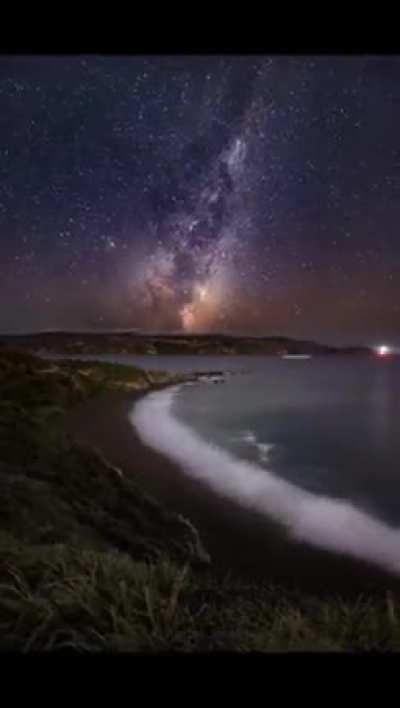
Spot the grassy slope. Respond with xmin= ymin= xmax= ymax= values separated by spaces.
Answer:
xmin=0 ymin=346 xmax=399 ymax=652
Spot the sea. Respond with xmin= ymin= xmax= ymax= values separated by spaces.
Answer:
xmin=49 ymin=352 xmax=400 ymax=576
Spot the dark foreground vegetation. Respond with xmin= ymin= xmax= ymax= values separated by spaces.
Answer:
xmin=0 ymin=346 xmax=399 ymax=652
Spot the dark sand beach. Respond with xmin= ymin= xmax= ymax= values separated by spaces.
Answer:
xmin=66 ymin=389 xmax=400 ymax=599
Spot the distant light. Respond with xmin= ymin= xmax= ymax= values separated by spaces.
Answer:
xmin=377 ymin=345 xmax=390 ymax=357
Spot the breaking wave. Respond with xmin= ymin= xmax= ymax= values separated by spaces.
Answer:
xmin=130 ymin=385 xmax=400 ymax=577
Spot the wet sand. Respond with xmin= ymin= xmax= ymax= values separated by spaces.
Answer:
xmin=65 ymin=389 xmax=400 ymax=599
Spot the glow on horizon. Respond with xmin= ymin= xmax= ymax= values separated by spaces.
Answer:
xmin=377 ymin=344 xmax=391 ymax=357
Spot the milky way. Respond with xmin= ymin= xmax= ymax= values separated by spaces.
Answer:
xmin=1 ymin=55 xmax=400 ymax=345
xmin=125 ymin=67 xmax=273 ymax=333
xmin=135 ymin=124 xmax=253 ymax=331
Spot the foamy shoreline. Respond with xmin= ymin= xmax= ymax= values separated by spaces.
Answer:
xmin=131 ymin=382 xmax=400 ymax=580
xmin=65 ymin=383 xmax=400 ymax=596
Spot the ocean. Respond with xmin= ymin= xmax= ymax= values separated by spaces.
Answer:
xmin=51 ymin=352 xmax=400 ymax=576
xmin=130 ymin=354 xmax=400 ymax=577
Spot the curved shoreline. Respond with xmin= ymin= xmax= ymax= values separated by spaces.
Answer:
xmin=132 ymin=384 xmax=400 ymax=580
xmin=65 ymin=388 xmax=400 ymax=598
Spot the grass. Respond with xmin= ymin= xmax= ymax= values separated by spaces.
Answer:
xmin=1 ymin=346 xmax=400 ymax=652
xmin=0 ymin=348 xmax=208 ymax=565
xmin=1 ymin=529 xmax=400 ymax=652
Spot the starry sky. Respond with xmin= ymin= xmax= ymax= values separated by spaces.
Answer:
xmin=1 ymin=54 xmax=400 ymax=346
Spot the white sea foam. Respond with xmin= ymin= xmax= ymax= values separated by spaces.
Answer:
xmin=240 ymin=430 xmax=257 ymax=444
xmin=257 ymin=443 xmax=274 ymax=463
xmin=130 ymin=385 xmax=400 ymax=577
xmin=232 ymin=430 xmax=274 ymax=463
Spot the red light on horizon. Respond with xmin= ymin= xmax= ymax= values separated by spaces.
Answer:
xmin=376 ymin=345 xmax=391 ymax=357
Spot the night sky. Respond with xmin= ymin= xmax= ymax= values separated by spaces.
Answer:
xmin=1 ymin=55 xmax=400 ymax=346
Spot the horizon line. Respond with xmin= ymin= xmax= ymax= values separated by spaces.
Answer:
xmin=0 ymin=327 xmax=377 ymax=350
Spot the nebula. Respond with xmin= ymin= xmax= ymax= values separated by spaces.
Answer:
xmin=131 ymin=95 xmax=267 ymax=333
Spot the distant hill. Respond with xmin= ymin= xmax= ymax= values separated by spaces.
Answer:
xmin=0 ymin=331 xmax=374 ymax=357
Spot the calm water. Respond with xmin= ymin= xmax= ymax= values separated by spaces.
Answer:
xmin=171 ymin=356 xmax=400 ymax=527
xmin=51 ymin=352 xmax=400 ymax=526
